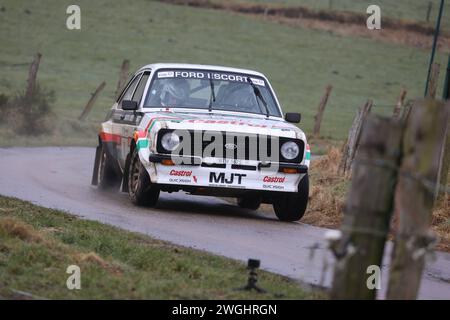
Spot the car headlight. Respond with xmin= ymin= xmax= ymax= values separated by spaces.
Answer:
xmin=161 ymin=132 xmax=180 ymax=151
xmin=280 ymin=141 xmax=299 ymax=160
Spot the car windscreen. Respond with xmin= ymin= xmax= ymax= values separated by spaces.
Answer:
xmin=143 ymin=69 xmax=281 ymax=117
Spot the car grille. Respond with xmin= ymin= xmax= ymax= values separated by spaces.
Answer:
xmin=156 ymin=129 xmax=304 ymax=163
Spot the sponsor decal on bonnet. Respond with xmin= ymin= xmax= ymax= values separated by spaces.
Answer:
xmin=186 ymin=119 xmax=268 ymax=128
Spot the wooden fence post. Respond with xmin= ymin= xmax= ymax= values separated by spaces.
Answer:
xmin=348 ymin=100 xmax=373 ymax=174
xmin=387 ymin=99 xmax=450 ymax=300
xmin=392 ymin=88 xmax=407 ymax=118
xmin=115 ymin=59 xmax=130 ymax=100
xmin=427 ymin=63 xmax=440 ymax=99
xmin=338 ymin=99 xmax=373 ymax=176
xmin=79 ymin=81 xmax=106 ymax=121
xmin=339 ymin=111 xmax=360 ymax=175
xmin=401 ymin=100 xmax=413 ymax=121
xmin=330 ymin=115 xmax=404 ymax=299
xmin=25 ymin=53 xmax=42 ymax=99
xmin=313 ymin=85 xmax=333 ymax=137
xmin=426 ymin=1 xmax=433 ymax=22
xmin=437 ymin=121 xmax=450 ymax=201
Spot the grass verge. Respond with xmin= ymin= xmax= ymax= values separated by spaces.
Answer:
xmin=0 ymin=195 xmax=320 ymax=299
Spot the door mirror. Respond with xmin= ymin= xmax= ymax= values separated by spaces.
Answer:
xmin=285 ymin=112 xmax=301 ymax=123
xmin=122 ymin=100 xmax=138 ymax=111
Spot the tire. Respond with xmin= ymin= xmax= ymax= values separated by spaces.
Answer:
xmin=237 ymin=196 xmax=261 ymax=210
xmin=273 ymin=175 xmax=309 ymax=222
xmin=128 ymin=148 xmax=159 ymax=206
xmin=97 ymin=143 xmax=121 ymax=190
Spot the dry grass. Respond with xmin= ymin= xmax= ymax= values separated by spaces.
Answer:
xmin=432 ymin=194 xmax=450 ymax=252
xmin=305 ymin=147 xmax=450 ymax=253
xmin=0 ymin=217 xmax=43 ymax=243
xmin=74 ymin=252 xmax=123 ymax=276
xmin=0 ymin=87 xmax=56 ymax=136
xmin=264 ymin=14 xmax=450 ymax=52
xmin=303 ymin=147 xmax=347 ymax=229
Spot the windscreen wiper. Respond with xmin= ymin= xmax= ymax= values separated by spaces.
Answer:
xmin=208 ymin=79 xmax=216 ymax=112
xmin=247 ymin=77 xmax=270 ymax=118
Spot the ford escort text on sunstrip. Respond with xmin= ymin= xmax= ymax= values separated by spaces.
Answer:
xmin=91 ymin=63 xmax=311 ymax=221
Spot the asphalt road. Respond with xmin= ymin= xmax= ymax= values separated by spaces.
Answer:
xmin=0 ymin=147 xmax=449 ymax=299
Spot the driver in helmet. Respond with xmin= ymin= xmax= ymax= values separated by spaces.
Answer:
xmin=159 ymin=78 xmax=190 ymax=107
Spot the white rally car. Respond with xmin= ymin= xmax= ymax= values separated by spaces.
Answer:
xmin=92 ymin=63 xmax=310 ymax=221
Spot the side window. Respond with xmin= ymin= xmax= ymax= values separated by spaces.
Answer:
xmin=120 ymin=74 xmax=141 ymax=103
xmin=131 ymin=72 xmax=150 ymax=104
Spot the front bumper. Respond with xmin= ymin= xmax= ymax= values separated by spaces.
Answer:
xmin=148 ymin=153 xmax=308 ymax=193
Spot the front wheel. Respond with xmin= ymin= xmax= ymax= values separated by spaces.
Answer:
xmin=128 ymin=148 xmax=159 ymax=206
xmin=273 ymin=175 xmax=309 ymax=222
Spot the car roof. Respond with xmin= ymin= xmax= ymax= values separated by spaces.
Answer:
xmin=137 ymin=63 xmax=267 ymax=78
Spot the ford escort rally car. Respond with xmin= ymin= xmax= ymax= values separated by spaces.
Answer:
xmin=92 ymin=63 xmax=311 ymax=221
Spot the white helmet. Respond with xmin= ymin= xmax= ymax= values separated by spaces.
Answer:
xmin=159 ymin=79 xmax=190 ymax=107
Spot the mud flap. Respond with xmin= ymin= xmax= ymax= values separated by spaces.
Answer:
xmin=91 ymin=143 xmax=102 ymax=186
xmin=121 ymin=152 xmax=131 ymax=192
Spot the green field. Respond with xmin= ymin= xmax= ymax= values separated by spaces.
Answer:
xmin=0 ymin=0 xmax=448 ymax=146
xmin=0 ymin=196 xmax=318 ymax=299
